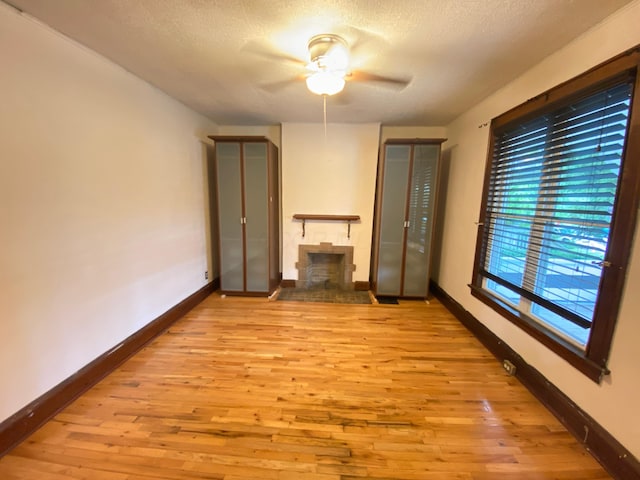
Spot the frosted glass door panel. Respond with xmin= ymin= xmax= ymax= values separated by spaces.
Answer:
xmin=403 ymin=145 xmax=439 ymax=297
xmin=217 ymin=143 xmax=244 ymax=291
xmin=377 ymin=145 xmax=411 ymax=295
xmin=243 ymin=143 xmax=269 ymax=292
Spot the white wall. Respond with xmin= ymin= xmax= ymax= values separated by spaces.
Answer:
xmin=281 ymin=123 xmax=380 ymax=282
xmin=0 ymin=5 xmax=217 ymax=422
xmin=436 ymin=0 xmax=640 ymax=457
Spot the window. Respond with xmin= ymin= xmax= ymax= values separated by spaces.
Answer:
xmin=471 ymin=46 xmax=640 ymax=382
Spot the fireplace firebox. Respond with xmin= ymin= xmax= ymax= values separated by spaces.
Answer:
xmin=295 ymin=243 xmax=355 ymax=290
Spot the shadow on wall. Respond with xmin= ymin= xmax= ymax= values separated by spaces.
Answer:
xmin=430 ymin=144 xmax=454 ymax=281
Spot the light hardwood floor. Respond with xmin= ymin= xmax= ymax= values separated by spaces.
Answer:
xmin=0 ymin=293 xmax=612 ymax=479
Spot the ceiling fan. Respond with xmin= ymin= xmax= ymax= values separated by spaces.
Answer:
xmin=306 ymin=34 xmax=350 ymax=95
xmin=247 ymin=33 xmax=412 ymax=97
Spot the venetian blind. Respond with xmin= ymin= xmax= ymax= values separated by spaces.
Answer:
xmin=479 ymin=80 xmax=633 ymax=328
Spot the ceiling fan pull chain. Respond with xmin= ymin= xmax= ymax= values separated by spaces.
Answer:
xmin=323 ymin=94 xmax=327 ymax=142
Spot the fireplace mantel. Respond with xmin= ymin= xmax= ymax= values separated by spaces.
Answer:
xmin=292 ymin=214 xmax=360 ymax=238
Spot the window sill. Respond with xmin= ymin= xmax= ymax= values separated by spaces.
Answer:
xmin=469 ymin=284 xmax=608 ymax=383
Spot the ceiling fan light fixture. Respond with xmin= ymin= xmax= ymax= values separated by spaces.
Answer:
xmin=306 ymin=71 xmax=345 ymax=96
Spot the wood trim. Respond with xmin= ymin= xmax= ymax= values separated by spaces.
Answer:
xmin=292 ymin=214 xmax=360 ymax=222
xmin=207 ymin=147 xmax=221 ymax=296
xmin=430 ymin=281 xmax=640 ymax=480
xmin=292 ymin=215 xmax=360 ymax=239
xmin=370 ymin=143 xmax=387 ymax=290
xmin=588 ymin=65 xmax=640 ymax=365
xmin=398 ymin=144 xmax=414 ymax=295
xmin=268 ymin=141 xmax=281 ymax=294
xmin=0 ymin=282 xmax=216 ymax=458
xmin=280 ymin=279 xmax=296 ymax=288
xmin=240 ymin=143 xmax=248 ymax=291
xmin=208 ymin=135 xmax=269 ymax=142
xmin=469 ymin=285 xmax=606 ymax=383
xmin=384 ymin=138 xmax=447 ymax=145
xmin=212 ymin=145 xmax=227 ymax=294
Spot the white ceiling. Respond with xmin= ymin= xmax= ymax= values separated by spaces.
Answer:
xmin=8 ymin=0 xmax=634 ymax=125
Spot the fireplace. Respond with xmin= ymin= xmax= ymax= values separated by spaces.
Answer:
xmin=295 ymin=242 xmax=355 ymax=290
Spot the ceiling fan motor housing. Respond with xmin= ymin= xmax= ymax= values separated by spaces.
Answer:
xmin=307 ymin=34 xmax=349 ymax=71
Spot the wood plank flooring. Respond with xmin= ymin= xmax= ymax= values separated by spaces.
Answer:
xmin=0 ymin=294 xmax=612 ymax=479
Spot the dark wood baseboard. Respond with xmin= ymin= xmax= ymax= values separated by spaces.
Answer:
xmin=0 ymin=281 xmax=217 ymax=458
xmin=280 ymin=279 xmax=296 ymax=288
xmin=430 ymin=281 xmax=640 ymax=480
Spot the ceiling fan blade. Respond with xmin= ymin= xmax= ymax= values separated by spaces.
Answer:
xmin=348 ymin=70 xmax=412 ymax=89
xmin=242 ymin=41 xmax=306 ymax=67
xmin=258 ymin=74 xmax=307 ymax=93
xmin=328 ymin=89 xmax=353 ymax=105
xmin=346 ymin=27 xmax=388 ymax=60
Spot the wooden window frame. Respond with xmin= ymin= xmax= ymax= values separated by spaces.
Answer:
xmin=470 ymin=45 xmax=640 ymax=383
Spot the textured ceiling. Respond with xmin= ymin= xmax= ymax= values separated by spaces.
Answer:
xmin=8 ymin=0 xmax=634 ymax=125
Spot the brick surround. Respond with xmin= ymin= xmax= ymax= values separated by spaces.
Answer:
xmin=295 ymin=242 xmax=355 ymax=290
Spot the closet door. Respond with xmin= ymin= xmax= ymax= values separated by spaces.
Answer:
xmin=243 ymin=142 xmax=269 ymax=292
xmin=376 ymin=145 xmax=411 ymax=296
xmin=217 ymin=143 xmax=244 ymax=292
xmin=402 ymin=144 xmax=440 ymax=297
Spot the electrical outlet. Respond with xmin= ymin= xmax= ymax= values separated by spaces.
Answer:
xmin=503 ymin=359 xmax=517 ymax=376
xmin=204 ymin=271 xmax=209 ymax=280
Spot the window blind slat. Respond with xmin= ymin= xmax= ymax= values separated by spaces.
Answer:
xmin=496 ymin=102 xmax=628 ymax=152
xmin=496 ymin=131 xmax=625 ymax=168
